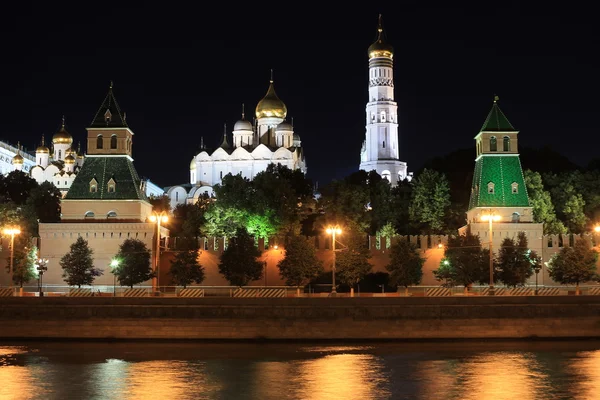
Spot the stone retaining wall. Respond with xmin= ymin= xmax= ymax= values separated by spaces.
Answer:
xmin=1 ymin=297 xmax=599 ymax=340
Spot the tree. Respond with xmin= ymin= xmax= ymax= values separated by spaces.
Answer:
xmin=386 ymin=238 xmax=425 ymax=295
xmin=548 ymin=238 xmax=598 ymax=294
xmin=524 ymin=170 xmax=566 ymax=234
xmin=408 ymin=168 xmax=451 ymax=233
xmin=218 ymin=228 xmax=263 ymax=286
xmin=8 ymin=246 xmax=37 ymax=287
xmin=148 ymin=194 xmax=171 ymax=213
xmin=113 ymin=239 xmax=153 ymax=288
xmin=277 ymin=235 xmax=323 ymax=287
xmin=376 ymin=222 xmax=397 ymax=250
xmin=0 ymin=171 xmax=38 ymax=205
xmin=60 ymin=237 xmax=102 ymax=287
xmin=334 ymin=222 xmax=372 ymax=291
xmin=169 ymin=248 xmax=204 ymax=288
xmin=434 ymin=233 xmax=489 ymax=291
xmin=26 ymin=181 xmax=62 ymax=223
xmin=496 ymin=232 xmax=537 ymax=288
xmin=545 ymin=172 xmax=587 ymax=233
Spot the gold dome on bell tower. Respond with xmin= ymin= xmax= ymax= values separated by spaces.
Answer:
xmin=255 ymin=70 xmax=287 ymax=119
xmin=368 ymin=14 xmax=394 ymax=59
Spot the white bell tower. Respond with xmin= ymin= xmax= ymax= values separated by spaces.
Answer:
xmin=359 ymin=15 xmax=408 ymax=185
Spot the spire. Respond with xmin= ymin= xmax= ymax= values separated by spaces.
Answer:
xmin=368 ymin=14 xmax=394 ymax=58
xmin=17 ymin=141 xmax=20 ymax=154
xmin=41 ymin=134 xmax=45 ymax=146
xmin=220 ymin=123 xmax=230 ymax=149
xmin=241 ymin=103 xmax=245 ymax=120
xmin=480 ymin=96 xmax=516 ymax=132
xmin=77 ymin=141 xmax=81 ymax=154
xmin=291 ymin=117 xmax=294 ymax=128
xmin=377 ymin=13 xmax=383 ymax=40
xmin=270 ymin=69 xmax=274 ymax=83
xmin=200 ymin=136 xmax=205 ymax=150
xmin=90 ymin=82 xmax=128 ymax=128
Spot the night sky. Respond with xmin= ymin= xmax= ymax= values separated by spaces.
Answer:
xmin=1 ymin=3 xmax=597 ymax=188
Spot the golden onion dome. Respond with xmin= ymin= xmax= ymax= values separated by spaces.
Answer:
xmin=36 ymin=145 xmax=50 ymax=154
xmin=12 ymin=153 xmax=24 ymax=164
xmin=190 ymin=158 xmax=196 ymax=170
xmin=368 ymin=16 xmax=394 ymax=59
xmin=65 ymin=147 xmax=76 ymax=157
xmin=64 ymin=155 xmax=75 ymax=164
xmin=255 ymin=81 xmax=287 ymax=119
xmin=53 ymin=126 xmax=73 ymax=145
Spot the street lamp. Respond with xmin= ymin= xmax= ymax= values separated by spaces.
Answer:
xmin=2 ymin=228 xmax=21 ymax=289
xmin=149 ymin=211 xmax=168 ymax=295
xmin=110 ymin=258 xmax=120 ymax=297
xmin=36 ymin=258 xmax=48 ymax=297
xmin=326 ymin=225 xmax=342 ymax=295
xmin=533 ymin=262 xmax=542 ymax=296
xmin=480 ymin=212 xmax=501 ymax=296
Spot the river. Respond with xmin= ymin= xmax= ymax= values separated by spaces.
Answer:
xmin=1 ymin=340 xmax=599 ymax=399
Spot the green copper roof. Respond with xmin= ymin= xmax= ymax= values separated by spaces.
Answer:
xmin=65 ymin=156 xmax=147 ymax=200
xmin=90 ymin=84 xmax=128 ymax=128
xmin=480 ymin=100 xmax=516 ymax=132
xmin=468 ymin=155 xmax=529 ymax=209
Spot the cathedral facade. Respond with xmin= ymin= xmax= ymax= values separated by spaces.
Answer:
xmin=359 ymin=16 xmax=409 ymax=186
xmin=166 ymin=76 xmax=307 ymax=210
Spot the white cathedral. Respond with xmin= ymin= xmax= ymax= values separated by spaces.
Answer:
xmin=166 ymin=75 xmax=307 ymax=209
xmin=359 ymin=16 xmax=410 ymax=185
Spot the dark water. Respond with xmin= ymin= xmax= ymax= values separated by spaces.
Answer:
xmin=1 ymin=340 xmax=600 ymax=399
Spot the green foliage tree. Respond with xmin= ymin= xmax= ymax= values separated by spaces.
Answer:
xmin=545 ymin=172 xmax=587 ymax=233
xmin=408 ymin=168 xmax=451 ymax=234
xmin=0 ymin=171 xmax=38 ymax=205
xmin=60 ymin=236 xmax=102 ymax=287
xmin=386 ymin=238 xmax=425 ymax=295
xmin=8 ymin=245 xmax=37 ymax=287
xmin=113 ymin=239 xmax=153 ymax=288
xmin=334 ymin=222 xmax=372 ymax=291
xmin=169 ymin=248 xmax=204 ymax=288
xmin=218 ymin=228 xmax=263 ymax=286
xmin=376 ymin=222 xmax=397 ymax=250
xmin=318 ymin=171 xmax=371 ymax=232
xmin=496 ymin=232 xmax=537 ymax=288
xmin=27 ymin=181 xmax=62 ymax=223
xmin=277 ymin=235 xmax=323 ymax=286
xmin=548 ymin=238 xmax=598 ymax=294
xmin=148 ymin=194 xmax=171 ymax=213
xmin=434 ymin=233 xmax=489 ymax=290
xmin=524 ymin=170 xmax=566 ymax=234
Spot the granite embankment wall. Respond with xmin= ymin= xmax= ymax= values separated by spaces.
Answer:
xmin=1 ymin=297 xmax=599 ymax=340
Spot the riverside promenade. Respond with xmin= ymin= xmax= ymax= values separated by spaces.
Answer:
xmin=1 ymin=296 xmax=600 ymax=340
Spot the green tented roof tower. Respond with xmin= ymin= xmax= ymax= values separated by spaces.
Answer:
xmin=466 ymin=96 xmax=533 ymax=224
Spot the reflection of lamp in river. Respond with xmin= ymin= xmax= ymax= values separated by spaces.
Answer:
xmin=480 ymin=212 xmax=501 ymax=296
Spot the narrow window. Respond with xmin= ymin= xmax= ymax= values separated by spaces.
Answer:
xmin=511 ymin=182 xmax=518 ymax=194
xmin=503 ymin=136 xmax=511 ymax=152
xmin=383 ymin=141 xmax=386 ymax=148
xmin=97 ymin=135 xmax=103 ymax=149
xmin=490 ymin=136 xmax=497 ymax=151
xmin=111 ymin=134 xmax=117 ymax=149
xmin=371 ymin=113 xmax=375 ymax=122
xmin=175 ymin=192 xmax=179 ymax=201
xmin=487 ymin=182 xmax=495 ymax=194
xmin=220 ymin=171 xmax=223 ymax=179
xmin=58 ymin=150 xmax=62 ymax=159
xmin=380 ymin=111 xmax=386 ymax=122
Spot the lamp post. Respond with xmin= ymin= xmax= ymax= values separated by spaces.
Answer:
xmin=480 ymin=212 xmax=501 ymax=296
xmin=534 ymin=263 xmax=541 ymax=296
xmin=110 ymin=258 xmax=120 ymax=297
xmin=149 ymin=211 xmax=168 ymax=295
xmin=3 ymin=228 xmax=21 ymax=289
xmin=36 ymin=258 xmax=48 ymax=297
xmin=326 ymin=225 xmax=342 ymax=296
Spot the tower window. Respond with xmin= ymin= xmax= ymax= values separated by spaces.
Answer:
xmin=371 ymin=113 xmax=375 ymax=122
xmin=503 ymin=136 xmax=511 ymax=152
xmin=380 ymin=111 xmax=386 ymax=122
xmin=58 ymin=150 xmax=62 ymax=159
xmin=107 ymin=178 xmax=116 ymax=193
xmin=490 ymin=136 xmax=497 ymax=152
xmin=512 ymin=212 xmax=520 ymax=223
xmin=383 ymin=141 xmax=386 ymax=149
xmin=90 ymin=178 xmax=98 ymax=193
xmin=97 ymin=135 xmax=103 ymax=149
xmin=111 ymin=134 xmax=117 ymax=149
xmin=220 ymin=171 xmax=223 ymax=179
xmin=511 ymin=182 xmax=518 ymax=194
xmin=487 ymin=182 xmax=495 ymax=194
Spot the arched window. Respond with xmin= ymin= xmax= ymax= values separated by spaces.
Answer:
xmin=512 ymin=212 xmax=520 ymax=223
xmin=490 ymin=136 xmax=497 ymax=151
xmin=84 ymin=211 xmax=95 ymax=219
xmin=371 ymin=113 xmax=375 ymax=122
xmin=380 ymin=111 xmax=386 ymax=122
xmin=107 ymin=211 xmax=117 ymax=218
xmin=58 ymin=150 xmax=62 ymax=159
xmin=90 ymin=178 xmax=98 ymax=193
xmin=487 ymin=182 xmax=495 ymax=194
xmin=383 ymin=140 xmax=386 ymax=149
xmin=107 ymin=178 xmax=116 ymax=193
xmin=511 ymin=182 xmax=518 ymax=194
xmin=381 ymin=170 xmax=391 ymax=182
xmin=97 ymin=135 xmax=103 ymax=149
xmin=503 ymin=136 xmax=511 ymax=152
xmin=110 ymin=134 xmax=117 ymax=149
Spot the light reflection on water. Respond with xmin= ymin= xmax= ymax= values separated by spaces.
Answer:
xmin=0 ymin=341 xmax=599 ymax=399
